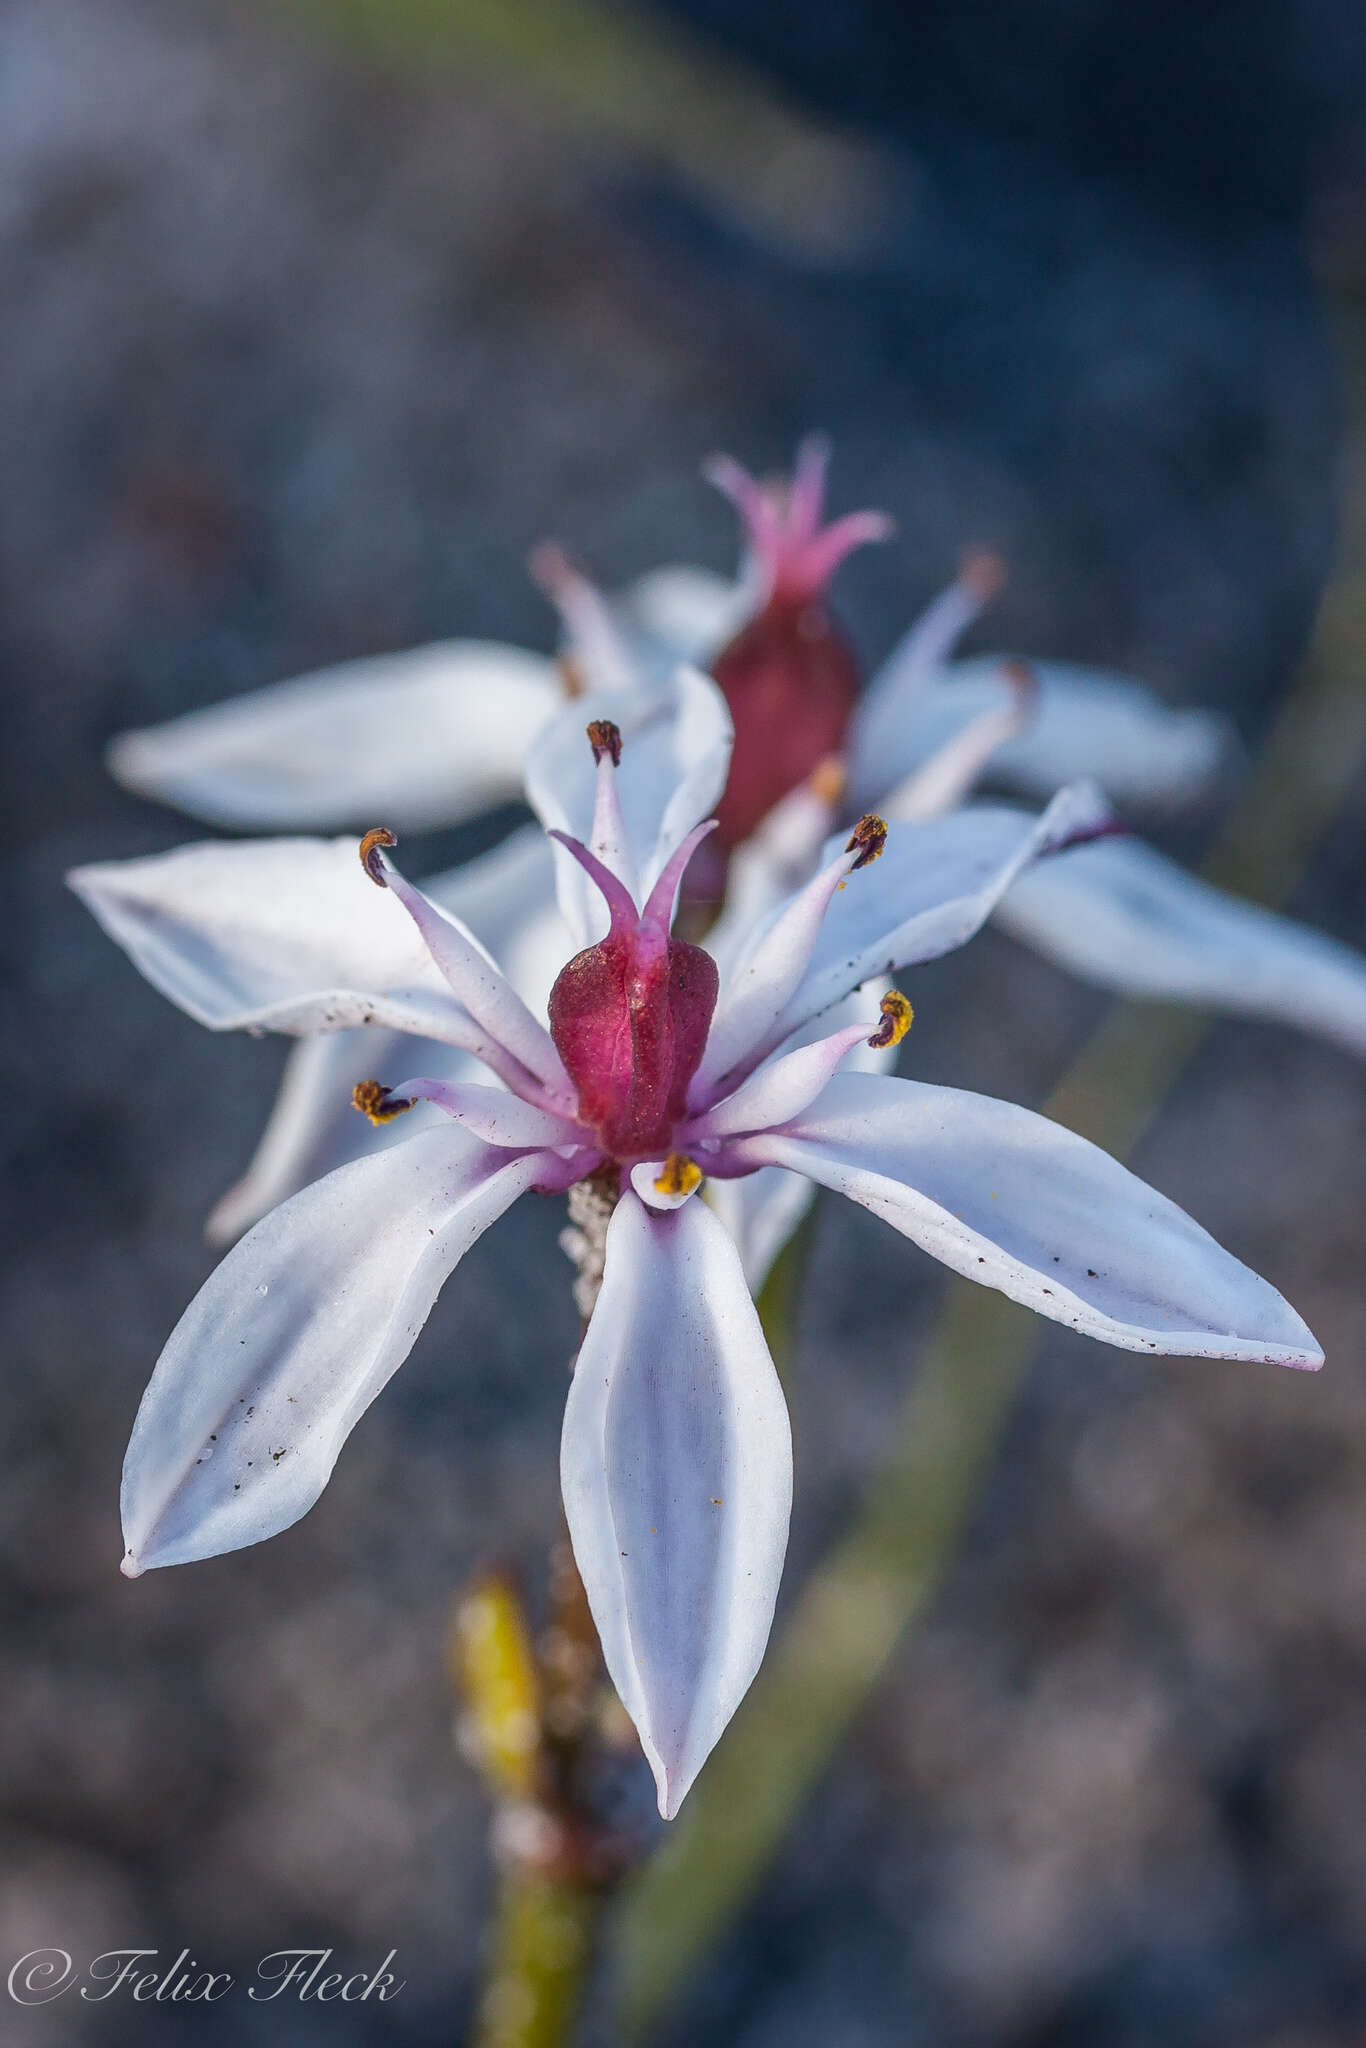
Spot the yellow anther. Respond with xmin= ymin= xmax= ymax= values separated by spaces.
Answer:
xmin=358 ymin=826 xmax=397 ymax=886
xmin=654 ymin=1152 xmax=703 ymax=1198
xmin=352 ymin=1079 xmax=414 ymax=1125
xmin=845 ymin=812 xmax=887 ymax=870
xmin=868 ymin=988 xmax=914 ymax=1050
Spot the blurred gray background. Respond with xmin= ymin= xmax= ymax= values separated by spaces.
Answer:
xmin=6 ymin=0 xmax=1366 ymax=2040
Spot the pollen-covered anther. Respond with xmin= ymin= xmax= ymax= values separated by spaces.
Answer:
xmin=351 ymin=1078 xmax=414 ymax=1125
xmin=868 ymin=989 xmax=914 ymax=1050
xmin=359 ymin=826 xmax=397 ymax=886
xmin=845 ymin=813 xmax=888 ymax=870
xmin=586 ymin=719 xmax=622 ymax=767
xmin=654 ymin=1152 xmax=704 ymax=1198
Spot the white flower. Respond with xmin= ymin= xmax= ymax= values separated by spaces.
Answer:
xmin=98 ymin=443 xmax=1366 ymax=1260
xmin=72 ymin=678 xmax=1321 ymax=1819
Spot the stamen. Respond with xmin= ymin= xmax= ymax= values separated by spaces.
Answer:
xmin=359 ymin=826 xmax=397 ymax=887
xmin=868 ymin=989 xmax=914 ymax=1050
xmin=1000 ymin=656 xmax=1040 ymax=715
xmin=960 ymin=546 xmax=1007 ymax=604
xmin=808 ymin=755 xmax=847 ymax=808
xmin=654 ymin=1152 xmax=703 ymax=1198
xmin=557 ymin=652 xmax=587 ymax=699
xmin=845 ymin=813 xmax=888 ymax=870
xmin=587 ymin=718 xmax=622 ymax=767
xmin=529 ymin=542 xmax=634 ymax=693
xmin=352 ymin=1079 xmax=414 ymax=1124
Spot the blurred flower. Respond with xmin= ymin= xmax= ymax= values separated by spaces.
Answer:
xmin=75 ymin=678 xmax=1321 ymax=1819
xmin=99 ymin=444 xmax=1366 ymax=1265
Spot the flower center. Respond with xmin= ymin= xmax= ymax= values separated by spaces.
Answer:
xmin=545 ymin=719 xmax=720 ymax=1162
xmin=549 ymin=921 xmax=718 ymax=1161
xmin=704 ymin=438 xmax=892 ymax=848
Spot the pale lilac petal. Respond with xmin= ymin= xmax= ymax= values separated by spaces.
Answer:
xmin=882 ymin=667 xmax=1034 ymax=823
xmin=850 ymin=556 xmax=1005 ymax=802
xmin=525 ymin=669 xmax=732 ymax=946
xmin=692 ymin=833 xmax=869 ymax=1101
xmin=698 ymin=989 xmax=896 ymax=1288
xmin=614 ymin=564 xmax=749 ymax=673
xmin=701 ymin=773 xmax=841 ymax=982
xmin=701 ymin=987 xmax=898 ymax=1288
xmin=561 ymin=1192 xmax=792 ymax=1818
xmin=741 ymin=1071 xmax=1321 ymax=1367
xmin=531 ymin=542 xmax=639 ymax=694
xmin=203 ymin=827 xmax=568 ymax=1243
xmin=121 ymin=1128 xmax=549 ymax=1574
xmin=700 ymin=785 xmax=1108 ymax=1099
xmin=204 ymin=1027 xmax=473 ymax=1245
xmin=391 ymin=1076 xmax=583 ymax=1148
xmin=371 ymin=850 xmax=568 ymax=1098
xmin=853 ymin=656 xmax=1233 ymax=813
xmin=68 ymin=837 xmax=483 ymax=1044
xmin=996 ymin=835 xmax=1366 ymax=1056
xmin=687 ymin=1023 xmax=870 ymax=1141
xmin=704 ymin=1168 xmax=817 ymax=1294
xmin=108 ymin=642 xmax=560 ymax=832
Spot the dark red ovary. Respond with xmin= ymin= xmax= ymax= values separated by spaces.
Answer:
xmin=711 ymin=599 xmax=861 ymax=847
xmin=548 ymin=932 xmax=718 ymax=1160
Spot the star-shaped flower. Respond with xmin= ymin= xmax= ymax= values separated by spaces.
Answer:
xmin=76 ymin=678 xmax=1321 ymax=1819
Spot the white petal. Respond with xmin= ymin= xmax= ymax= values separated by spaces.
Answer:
xmin=108 ymin=642 xmax=560 ymax=831
xmin=702 ymin=775 xmax=840 ymax=982
xmin=561 ymin=1192 xmax=792 ymax=1817
xmin=689 ymin=1023 xmax=871 ymax=1140
xmin=122 ymin=1128 xmax=547 ymax=1573
xmin=701 ymin=984 xmax=898 ymax=1288
xmin=702 ymin=786 xmax=1106 ymax=1097
xmin=203 ymin=827 xmax=569 ymax=1242
xmin=525 ymin=668 xmax=733 ymax=945
xmin=881 ymin=687 xmax=1030 ymax=823
xmin=995 ymin=835 xmax=1366 ymax=1057
xmin=851 ymin=567 xmax=1001 ymax=789
xmin=704 ymin=1168 xmax=816 ymax=1294
xmin=69 ymin=837 xmax=476 ymax=1042
xmin=851 ymin=657 xmax=1233 ymax=813
xmin=744 ymin=1071 xmax=1321 ymax=1367
xmin=614 ymin=563 xmax=749 ymax=673
xmin=373 ymin=855 xmax=567 ymax=1095
xmin=392 ymin=1077 xmax=581 ymax=1148
xmin=205 ymin=1027 xmax=474 ymax=1245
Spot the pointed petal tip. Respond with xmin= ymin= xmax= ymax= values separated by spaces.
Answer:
xmin=644 ymin=1739 xmax=695 ymax=1820
xmin=656 ymin=1773 xmax=687 ymax=1822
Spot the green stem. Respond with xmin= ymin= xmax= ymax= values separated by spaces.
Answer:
xmin=472 ymin=1873 xmax=603 ymax=2048
xmin=613 ymin=287 xmax=1366 ymax=2041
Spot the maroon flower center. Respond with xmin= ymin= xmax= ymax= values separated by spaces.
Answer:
xmin=549 ymin=924 xmax=718 ymax=1160
xmin=711 ymin=596 xmax=861 ymax=848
